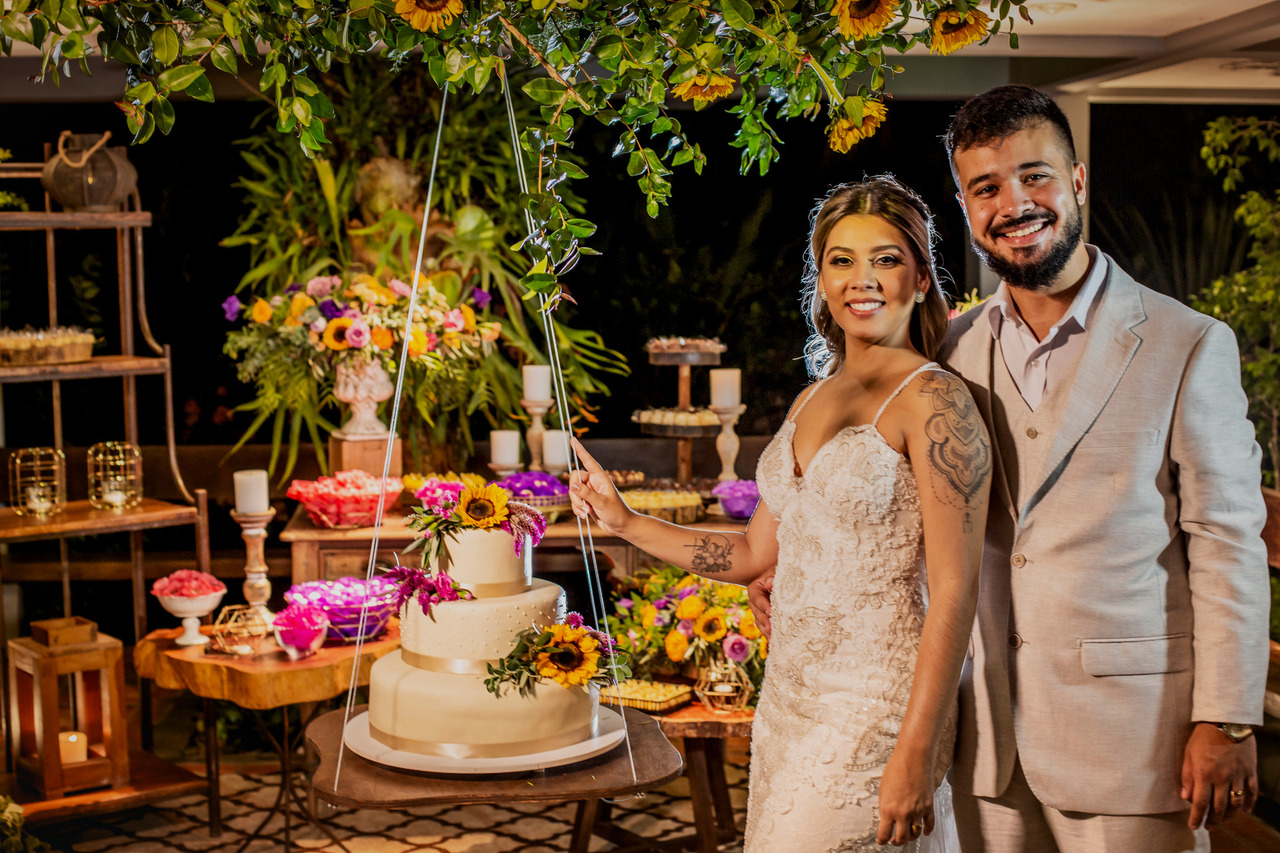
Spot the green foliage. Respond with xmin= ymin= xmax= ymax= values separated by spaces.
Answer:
xmin=0 ymin=797 xmax=49 ymax=853
xmin=0 ymin=150 xmax=28 ymax=212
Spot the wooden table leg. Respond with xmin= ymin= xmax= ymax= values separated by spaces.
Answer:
xmin=570 ymin=799 xmax=598 ymax=853
xmin=684 ymin=736 xmax=721 ymax=853
xmin=203 ymin=697 xmax=222 ymax=836
xmin=703 ymin=738 xmax=736 ymax=835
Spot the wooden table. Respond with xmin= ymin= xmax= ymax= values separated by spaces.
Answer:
xmin=134 ymin=625 xmax=401 ymax=848
xmin=306 ymin=704 xmax=684 ymax=853
xmin=279 ymin=504 xmax=748 ymax=584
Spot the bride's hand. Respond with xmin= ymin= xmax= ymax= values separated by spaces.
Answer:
xmin=746 ymin=570 xmax=774 ymax=639
xmin=568 ymin=438 xmax=635 ymax=535
xmin=876 ymin=750 xmax=934 ymax=846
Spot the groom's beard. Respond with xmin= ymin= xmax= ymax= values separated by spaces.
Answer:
xmin=970 ymin=203 xmax=1083 ymax=292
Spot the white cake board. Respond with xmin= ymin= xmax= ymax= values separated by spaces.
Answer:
xmin=342 ymin=706 xmax=627 ymax=775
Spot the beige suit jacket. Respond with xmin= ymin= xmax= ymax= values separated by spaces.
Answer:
xmin=940 ymin=256 xmax=1269 ymax=815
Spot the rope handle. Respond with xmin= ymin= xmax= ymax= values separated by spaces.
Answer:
xmin=54 ymin=130 xmax=112 ymax=169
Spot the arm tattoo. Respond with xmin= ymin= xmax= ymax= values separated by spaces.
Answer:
xmin=687 ymin=534 xmax=734 ymax=574
xmin=918 ymin=372 xmax=992 ymax=532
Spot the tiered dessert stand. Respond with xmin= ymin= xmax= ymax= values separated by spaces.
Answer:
xmin=641 ymin=346 xmax=723 ymax=484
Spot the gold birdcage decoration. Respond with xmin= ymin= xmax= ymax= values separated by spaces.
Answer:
xmin=693 ymin=659 xmax=754 ymax=712
xmin=8 ymin=447 xmax=65 ymax=519
xmin=86 ymin=441 xmax=142 ymax=511
xmin=209 ymin=605 xmax=271 ymax=656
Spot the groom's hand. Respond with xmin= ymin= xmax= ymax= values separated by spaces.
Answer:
xmin=1181 ymin=722 xmax=1258 ymax=828
xmin=747 ymin=570 xmax=775 ymax=639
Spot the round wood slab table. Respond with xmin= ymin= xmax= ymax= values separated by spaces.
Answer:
xmin=306 ymin=704 xmax=683 ymax=853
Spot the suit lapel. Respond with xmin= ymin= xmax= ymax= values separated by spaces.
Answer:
xmin=1023 ymin=261 xmax=1146 ymax=516
xmin=956 ymin=303 xmax=1018 ymax=526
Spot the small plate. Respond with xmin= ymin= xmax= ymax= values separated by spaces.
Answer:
xmin=342 ymin=706 xmax=627 ymax=775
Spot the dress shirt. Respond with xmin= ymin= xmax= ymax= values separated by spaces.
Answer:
xmin=986 ymin=245 xmax=1108 ymax=411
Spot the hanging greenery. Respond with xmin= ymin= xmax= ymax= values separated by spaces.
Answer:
xmin=4 ymin=0 xmax=1031 ymax=307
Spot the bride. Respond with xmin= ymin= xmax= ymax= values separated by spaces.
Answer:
xmin=569 ymin=176 xmax=991 ymax=851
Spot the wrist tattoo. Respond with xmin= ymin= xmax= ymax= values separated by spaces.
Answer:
xmin=919 ymin=372 xmax=991 ymax=530
xmin=688 ymin=534 xmax=734 ymax=574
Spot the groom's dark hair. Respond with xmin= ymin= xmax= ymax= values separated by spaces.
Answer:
xmin=943 ymin=85 xmax=1077 ymax=174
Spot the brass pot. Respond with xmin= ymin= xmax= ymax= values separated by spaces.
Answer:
xmin=40 ymin=131 xmax=137 ymax=212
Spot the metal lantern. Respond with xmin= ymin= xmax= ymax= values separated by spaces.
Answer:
xmin=693 ymin=659 xmax=755 ymax=712
xmin=209 ymin=605 xmax=271 ymax=656
xmin=9 ymin=447 xmax=65 ymax=518
xmin=87 ymin=441 xmax=142 ymax=511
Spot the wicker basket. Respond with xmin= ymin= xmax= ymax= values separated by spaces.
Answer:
xmin=517 ymin=493 xmax=571 ymax=515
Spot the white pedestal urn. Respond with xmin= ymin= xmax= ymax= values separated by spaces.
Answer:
xmin=333 ymin=358 xmax=396 ymax=440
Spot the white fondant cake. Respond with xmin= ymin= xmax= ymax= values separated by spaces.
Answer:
xmin=368 ymin=528 xmax=598 ymax=758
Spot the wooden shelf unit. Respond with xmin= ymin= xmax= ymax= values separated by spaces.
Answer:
xmin=0 ymin=354 xmax=170 ymax=384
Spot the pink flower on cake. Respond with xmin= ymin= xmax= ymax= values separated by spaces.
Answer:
xmin=565 ymin=612 xmax=585 ymax=628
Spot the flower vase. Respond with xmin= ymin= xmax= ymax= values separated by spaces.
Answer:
xmin=333 ymin=358 xmax=395 ymax=440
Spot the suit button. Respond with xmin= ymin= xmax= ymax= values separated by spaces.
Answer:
xmin=1011 ymin=553 xmax=1026 ymax=568
xmin=1008 ymin=634 xmax=1023 ymax=649
xmin=1026 ymin=427 xmax=1038 ymax=439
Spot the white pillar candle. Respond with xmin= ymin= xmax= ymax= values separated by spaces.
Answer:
xmin=59 ymin=731 xmax=87 ymax=764
xmin=490 ymin=430 xmax=521 ymax=466
xmin=542 ymin=430 xmax=569 ymax=469
xmin=710 ymin=368 xmax=741 ymax=408
xmin=522 ymin=364 xmax=552 ymax=402
xmin=233 ymin=469 xmax=270 ymax=515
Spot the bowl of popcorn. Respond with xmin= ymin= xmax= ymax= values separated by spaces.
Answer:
xmin=712 ymin=480 xmax=760 ymax=520
xmin=151 ymin=570 xmax=227 ymax=646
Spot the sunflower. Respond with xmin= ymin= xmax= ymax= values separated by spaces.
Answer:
xmin=739 ymin=610 xmax=761 ymax=640
xmin=827 ymin=98 xmax=888 ymax=153
xmin=664 ymin=628 xmax=690 ymax=662
xmin=831 ymin=0 xmax=899 ymax=41
xmin=250 ymin=298 xmax=273 ymax=324
xmin=394 ymin=0 xmax=462 ymax=33
xmin=535 ymin=623 xmax=601 ymax=687
xmin=675 ymin=595 xmax=707 ymax=621
xmin=370 ymin=326 xmax=394 ymax=349
xmin=671 ymin=72 xmax=735 ymax=104
xmin=929 ymin=6 xmax=991 ymax=55
xmin=694 ymin=606 xmax=729 ymax=643
xmin=321 ymin=317 xmax=354 ymax=350
xmin=457 ymin=483 xmax=510 ymax=529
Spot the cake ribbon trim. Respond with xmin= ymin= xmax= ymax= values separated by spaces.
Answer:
xmin=400 ymin=648 xmax=496 ymax=675
xmin=369 ymin=719 xmax=598 ymax=758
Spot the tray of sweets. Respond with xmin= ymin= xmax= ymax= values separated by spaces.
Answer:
xmin=599 ymin=679 xmax=694 ymax=713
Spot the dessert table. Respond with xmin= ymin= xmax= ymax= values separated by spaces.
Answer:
xmin=305 ymin=704 xmax=684 ymax=853
xmin=133 ymin=624 xmax=401 ymax=848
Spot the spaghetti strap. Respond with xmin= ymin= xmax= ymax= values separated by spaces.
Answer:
xmin=872 ymin=362 xmax=939 ymax=428
xmin=788 ymin=377 xmax=829 ymax=423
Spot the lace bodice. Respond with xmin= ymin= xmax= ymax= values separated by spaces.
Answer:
xmin=743 ymin=364 xmax=957 ymax=853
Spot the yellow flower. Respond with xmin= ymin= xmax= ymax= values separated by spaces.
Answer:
xmin=827 ymin=98 xmax=887 ymax=153
xmin=694 ymin=606 xmax=728 ymax=643
xmin=457 ymin=483 xmax=510 ymax=529
xmin=535 ymin=623 xmax=601 ymax=687
xmin=370 ymin=326 xmax=394 ymax=350
xmin=665 ymin=629 xmax=690 ymax=662
xmin=759 ymin=636 xmax=768 ymax=660
xmin=250 ymin=299 xmax=273 ymax=324
xmin=676 ymin=575 xmax=699 ymax=589
xmin=929 ymin=6 xmax=991 ymax=55
xmin=289 ymin=293 xmax=315 ymax=317
xmin=671 ymin=72 xmax=735 ymax=104
xmin=407 ymin=325 xmax=428 ymax=358
xmin=394 ymin=0 xmax=462 ymax=33
xmin=832 ymin=0 xmax=899 ymax=41
xmin=739 ymin=610 xmax=761 ymax=640
xmin=641 ymin=604 xmax=659 ymax=628
xmin=459 ymin=303 xmax=477 ymax=332
xmin=674 ymin=595 xmax=706 ymax=621
xmin=715 ymin=583 xmax=740 ymax=602
xmin=321 ymin=317 xmax=353 ymax=350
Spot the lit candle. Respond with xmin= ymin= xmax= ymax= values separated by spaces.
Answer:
xmin=490 ymin=430 xmax=521 ymax=467
xmin=233 ymin=469 xmax=270 ymax=515
xmin=59 ymin=731 xmax=87 ymax=764
xmin=710 ymin=368 xmax=741 ymax=408
xmin=25 ymin=486 xmax=52 ymax=515
xmin=542 ymin=430 xmax=569 ymax=469
xmin=712 ymin=683 xmax=736 ymax=694
xmin=522 ymin=364 xmax=552 ymax=402
xmin=102 ymin=479 xmax=127 ymax=509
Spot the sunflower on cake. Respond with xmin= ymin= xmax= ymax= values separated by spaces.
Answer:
xmin=358 ymin=478 xmax=629 ymax=767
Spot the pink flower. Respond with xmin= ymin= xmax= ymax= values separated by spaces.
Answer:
xmin=565 ymin=612 xmax=584 ymax=628
xmin=423 ymin=331 xmax=439 ymax=352
xmin=388 ymin=278 xmax=412 ymax=298
xmin=415 ymin=478 xmax=464 ymax=511
xmin=677 ymin=619 xmax=695 ymax=638
xmin=443 ymin=309 xmax=466 ymax=332
xmin=678 ymin=586 xmax=699 ymax=599
xmin=433 ymin=572 xmax=463 ymax=602
xmin=723 ymin=632 xmax=751 ymax=663
xmin=306 ymin=276 xmax=339 ymax=299
xmin=345 ymin=319 xmax=371 ymax=349
xmin=310 ymin=317 xmax=328 ymax=333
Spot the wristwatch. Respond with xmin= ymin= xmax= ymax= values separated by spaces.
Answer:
xmin=1212 ymin=722 xmax=1256 ymax=743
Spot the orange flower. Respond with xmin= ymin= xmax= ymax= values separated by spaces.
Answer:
xmin=675 ymin=595 xmax=706 ymax=621
xmin=459 ymin=303 xmax=477 ymax=332
xmin=250 ymin=299 xmax=273 ymax=324
xmin=665 ymin=629 xmax=690 ymax=662
xmin=480 ymin=323 xmax=501 ymax=343
xmin=407 ymin=325 xmax=428 ymax=358
xmin=641 ymin=604 xmax=659 ymax=628
xmin=739 ymin=610 xmax=761 ymax=640
xmin=759 ymin=636 xmax=767 ymax=660
xmin=370 ymin=327 xmax=394 ymax=349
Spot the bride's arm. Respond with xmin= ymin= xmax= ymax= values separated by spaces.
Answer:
xmin=878 ymin=369 xmax=992 ymax=846
xmin=568 ymin=437 xmax=779 ymax=587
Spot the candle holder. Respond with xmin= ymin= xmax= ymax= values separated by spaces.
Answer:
xmin=520 ymin=398 xmax=555 ymax=471
xmin=489 ymin=463 xmax=523 ymax=479
xmin=710 ymin=404 xmax=747 ymax=482
xmin=8 ymin=447 xmax=65 ymax=518
xmin=230 ymin=508 xmax=278 ymax=625
xmin=87 ymin=441 xmax=142 ymax=511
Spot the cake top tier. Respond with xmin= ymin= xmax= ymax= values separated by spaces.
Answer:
xmin=429 ymin=528 xmax=531 ymax=596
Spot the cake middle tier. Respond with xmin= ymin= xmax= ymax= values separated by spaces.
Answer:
xmin=399 ymin=577 xmax=567 ymax=666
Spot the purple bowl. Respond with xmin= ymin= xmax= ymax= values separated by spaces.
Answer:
xmin=719 ymin=494 xmax=759 ymax=519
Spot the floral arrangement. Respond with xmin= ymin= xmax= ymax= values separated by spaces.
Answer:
xmin=382 ymin=564 xmax=474 ymax=618
xmin=611 ymin=564 xmax=765 ymax=701
xmin=485 ymin=612 xmax=631 ymax=698
xmin=405 ymin=480 xmax=548 ymax=565
xmin=949 ymin=288 xmax=989 ymax=318
xmin=151 ymin=570 xmax=226 ymax=599
xmin=271 ymin=603 xmax=330 ymax=657
xmin=286 ymin=469 xmax=404 ymax=529
xmin=711 ymin=480 xmax=760 ymax=520
xmin=402 ymin=471 xmax=486 ymax=499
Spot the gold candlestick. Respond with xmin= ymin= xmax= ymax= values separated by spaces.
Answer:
xmin=520 ymin=398 xmax=554 ymax=471
xmin=230 ymin=509 xmax=277 ymax=625
xmin=711 ymin=404 xmax=747 ymax=482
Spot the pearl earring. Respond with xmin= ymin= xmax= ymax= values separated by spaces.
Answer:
xmin=914 ymin=291 xmax=926 ymax=304
xmin=819 ymin=292 xmax=827 ymax=302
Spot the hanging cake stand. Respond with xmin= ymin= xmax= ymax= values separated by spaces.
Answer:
xmin=341 ymin=705 xmax=627 ymax=775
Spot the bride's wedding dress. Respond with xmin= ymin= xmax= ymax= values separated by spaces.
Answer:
xmin=746 ymin=363 xmax=959 ymax=852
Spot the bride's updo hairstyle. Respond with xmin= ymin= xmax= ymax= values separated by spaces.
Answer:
xmin=802 ymin=176 xmax=948 ymax=378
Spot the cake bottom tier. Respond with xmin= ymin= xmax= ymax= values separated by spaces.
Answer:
xmin=367 ymin=651 xmax=598 ymax=758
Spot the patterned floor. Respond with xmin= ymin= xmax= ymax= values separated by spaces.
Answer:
xmin=31 ymin=764 xmax=750 ymax=853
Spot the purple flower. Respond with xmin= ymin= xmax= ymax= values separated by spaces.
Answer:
xmin=284 ymin=282 xmax=302 ymax=294
xmin=472 ymin=289 xmax=492 ymax=309
xmin=653 ymin=612 xmax=670 ymax=628
xmin=723 ymin=632 xmax=751 ymax=663
xmin=678 ymin=586 xmax=698 ymax=600
xmin=565 ymin=612 xmax=584 ymax=629
xmin=677 ymin=619 xmax=695 ymax=638
xmin=617 ymin=597 xmax=633 ymax=611
xmin=433 ymin=572 xmax=463 ymax=602
xmin=345 ymin=319 xmax=371 ymax=349
xmin=306 ymin=276 xmax=339 ymax=299
xmin=222 ymin=295 xmax=243 ymax=322
xmin=654 ymin=597 xmax=671 ymax=610
xmin=388 ymin=278 xmax=412 ymax=298
xmin=318 ymin=298 xmax=347 ymax=320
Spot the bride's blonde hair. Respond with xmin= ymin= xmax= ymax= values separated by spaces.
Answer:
xmin=802 ymin=176 xmax=948 ymax=378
